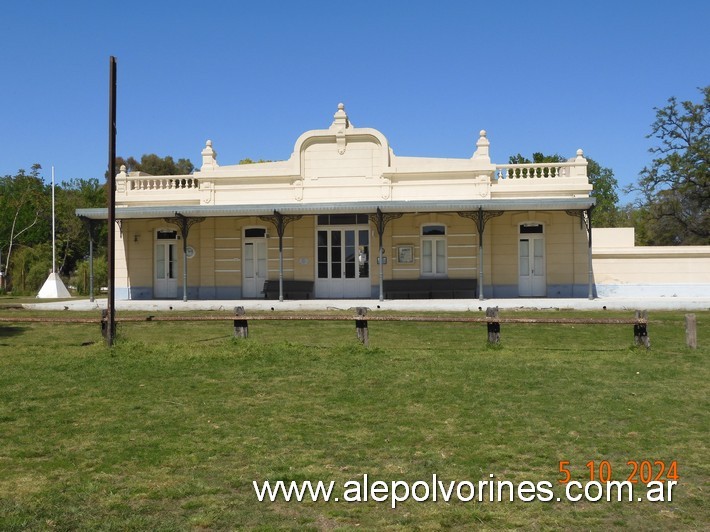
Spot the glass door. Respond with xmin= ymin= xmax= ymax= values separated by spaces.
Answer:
xmin=316 ymin=227 xmax=370 ymax=298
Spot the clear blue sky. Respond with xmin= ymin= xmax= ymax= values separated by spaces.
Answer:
xmin=1 ymin=1 xmax=708 ymax=203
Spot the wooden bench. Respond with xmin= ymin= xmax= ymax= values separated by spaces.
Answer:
xmin=262 ymin=280 xmax=314 ymax=300
xmin=383 ymin=278 xmax=477 ymax=299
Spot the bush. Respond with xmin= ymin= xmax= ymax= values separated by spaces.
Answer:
xmin=70 ymin=255 xmax=108 ymax=296
xmin=7 ymin=244 xmax=52 ymax=295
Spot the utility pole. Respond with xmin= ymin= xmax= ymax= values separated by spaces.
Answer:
xmin=106 ymin=56 xmax=117 ymax=346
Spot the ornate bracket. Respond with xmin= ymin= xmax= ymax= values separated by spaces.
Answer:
xmin=164 ymin=213 xmax=206 ymax=241
xmin=336 ymin=128 xmax=347 ymax=155
xmin=565 ymin=207 xmax=594 ymax=242
xmin=457 ymin=208 xmax=504 ymax=235
xmin=293 ymin=179 xmax=304 ymax=201
xmin=380 ymin=177 xmax=392 ymax=200
xmin=259 ymin=211 xmax=303 ymax=239
xmin=368 ymin=208 xmax=403 ymax=240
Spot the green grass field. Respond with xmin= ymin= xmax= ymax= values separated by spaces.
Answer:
xmin=0 ymin=307 xmax=707 ymax=530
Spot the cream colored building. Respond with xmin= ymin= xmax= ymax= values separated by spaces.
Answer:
xmin=78 ymin=104 xmax=599 ymax=301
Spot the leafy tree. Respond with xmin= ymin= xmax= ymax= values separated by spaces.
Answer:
xmin=0 ymin=167 xmax=108 ymax=293
xmin=56 ymin=178 xmax=107 ymax=276
xmin=508 ymin=152 xmax=565 ymax=165
xmin=586 ymin=158 xmax=620 ymax=227
xmin=239 ymin=158 xmax=272 ymax=164
xmin=112 ymin=154 xmax=194 ymax=177
xmin=0 ymin=165 xmax=50 ymax=290
xmin=508 ymin=152 xmax=620 ymax=227
xmin=629 ymin=86 xmax=709 ymax=244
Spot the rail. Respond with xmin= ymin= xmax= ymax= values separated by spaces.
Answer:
xmin=0 ymin=307 xmax=655 ymax=348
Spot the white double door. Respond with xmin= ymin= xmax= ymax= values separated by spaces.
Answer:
xmin=518 ymin=233 xmax=546 ymax=297
xmin=154 ymin=241 xmax=178 ymax=298
xmin=315 ymin=227 xmax=370 ymax=298
xmin=242 ymin=238 xmax=268 ymax=298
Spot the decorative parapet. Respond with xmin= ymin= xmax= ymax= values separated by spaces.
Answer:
xmin=491 ymin=149 xmax=591 ymax=198
xmin=116 ymin=164 xmax=213 ymax=205
xmin=114 ymin=108 xmax=592 ymax=206
xmin=127 ymin=176 xmax=200 ymax=191
xmin=494 ymin=150 xmax=588 ymax=181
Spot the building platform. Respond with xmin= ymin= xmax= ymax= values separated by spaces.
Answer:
xmin=23 ymin=297 xmax=710 ymax=312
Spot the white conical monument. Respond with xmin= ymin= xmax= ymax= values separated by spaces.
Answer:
xmin=37 ymin=166 xmax=71 ymax=299
xmin=38 ymin=272 xmax=71 ymax=298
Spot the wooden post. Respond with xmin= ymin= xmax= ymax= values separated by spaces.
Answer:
xmin=101 ymin=309 xmax=108 ymax=339
xmin=685 ymin=314 xmax=697 ymax=349
xmin=355 ymin=307 xmax=369 ymax=346
xmin=486 ymin=306 xmax=500 ymax=344
xmin=89 ymin=229 xmax=95 ymax=303
xmin=234 ymin=306 xmax=248 ymax=339
xmin=106 ymin=56 xmax=117 ymax=347
xmin=634 ymin=310 xmax=650 ymax=349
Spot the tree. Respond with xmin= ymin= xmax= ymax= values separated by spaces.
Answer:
xmin=0 ymin=165 xmax=50 ymax=290
xmin=508 ymin=152 xmax=620 ymax=227
xmin=0 ymin=168 xmax=109 ymax=293
xmin=8 ymin=243 xmax=52 ymax=295
xmin=111 ymin=154 xmax=194 ymax=177
xmin=629 ymin=86 xmax=709 ymax=245
xmin=508 ymin=152 xmax=565 ymax=165
xmin=55 ymin=178 xmax=107 ymax=276
xmin=239 ymin=158 xmax=272 ymax=164
xmin=586 ymin=158 xmax=620 ymax=227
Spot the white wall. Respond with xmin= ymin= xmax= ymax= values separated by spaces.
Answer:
xmin=592 ymin=228 xmax=710 ymax=297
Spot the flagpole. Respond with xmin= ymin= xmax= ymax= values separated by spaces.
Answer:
xmin=51 ymin=166 xmax=56 ymax=274
xmin=37 ymin=165 xmax=70 ymax=299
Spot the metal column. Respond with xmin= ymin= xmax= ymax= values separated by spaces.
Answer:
xmin=368 ymin=208 xmax=402 ymax=302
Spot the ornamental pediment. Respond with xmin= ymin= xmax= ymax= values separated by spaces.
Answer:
xmin=291 ymin=103 xmax=392 ymax=179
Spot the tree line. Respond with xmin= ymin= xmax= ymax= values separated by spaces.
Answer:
xmin=0 ymin=167 xmax=106 ymax=294
xmin=1 ymin=87 xmax=707 ymax=295
xmin=508 ymin=86 xmax=708 ymax=241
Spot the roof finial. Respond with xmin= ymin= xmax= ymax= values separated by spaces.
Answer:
xmin=332 ymin=102 xmax=349 ymax=129
xmin=472 ymin=129 xmax=490 ymax=162
xmin=331 ymin=103 xmax=350 ymax=153
xmin=201 ymin=139 xmax=219 ymax=171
